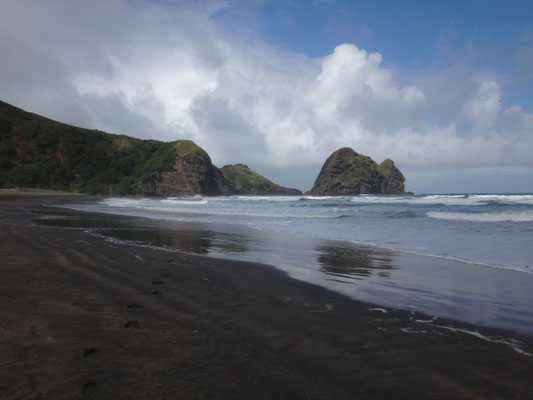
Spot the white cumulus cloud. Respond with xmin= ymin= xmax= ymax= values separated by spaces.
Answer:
xmin=0 ymin=0 xmax=532 ymax=191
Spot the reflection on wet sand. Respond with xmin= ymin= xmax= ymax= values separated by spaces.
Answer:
xmin=34 ymin=213 xmax=250 ymax=256
xmin=317 ymin=245 xmax=394 ymax=282
xmin=100 ymin=228 xmax=212 ymax=254
xmin=101 ymin=227 xmax=250 ymax=255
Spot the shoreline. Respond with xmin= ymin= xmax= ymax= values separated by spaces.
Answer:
xmin=1 ymin=194 xmax=533 ymax=399
xmin=58 ymin=193 xmax=533 ymax=275
xmin=60 ymin=197 xmax=533 ymax=275
xmin=45 ymin=196 xmax=533 ymax=336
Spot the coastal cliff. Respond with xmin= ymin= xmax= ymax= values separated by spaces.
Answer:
xmin=308 ymin=147 xmax=405 ymax=195
xmin=0 ymin=100 xmax=292 ymax=196
xmin=140 ymin=141 xmax=229 ymax=196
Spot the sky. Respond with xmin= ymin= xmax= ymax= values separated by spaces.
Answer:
xmin=1 ymin=0 xmax=532 ymax=193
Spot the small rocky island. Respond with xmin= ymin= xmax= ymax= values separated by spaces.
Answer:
xmin=308 ymin=147 xmax=405 ymax=195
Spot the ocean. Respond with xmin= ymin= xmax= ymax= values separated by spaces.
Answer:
xmin=57 ymin=193 xmax=533 ymax=334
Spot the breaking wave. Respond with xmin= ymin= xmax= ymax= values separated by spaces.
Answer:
xmin=352 ymin=194 xmax=533 ymax=206
xmin=426 ymin=211 xmax=533 ymax=222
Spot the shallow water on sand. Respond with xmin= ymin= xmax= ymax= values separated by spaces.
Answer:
xmin=35 ymin=206 xmax=533 ymax=336
xmin=64 ymin=194 xmax=533 ymax=274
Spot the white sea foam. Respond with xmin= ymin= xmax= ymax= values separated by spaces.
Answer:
xmin=437 ymin=326 xmax=531 ymax=356
xmin=351 ymin=194 xmax=533 ymax=206
xmin=235 ymin=196 xmax=300 ymax=202
xmin=103 ymin=197 xmax=208 ymax=206
xmin=368 ymin=308 xmax=389 ymax=314
xmin=301 ymin=196 xmax=334 ymax=200
xmin=414 ymin=317 xmax=437 ymax=324
xmin=100 ymin=198 xmax=207 ymax=211
xmin=401 ymin=324 xmax=531 ymax=356
xmin=97 ymin=199 xmax=338 ymax=220
xmin=351 ymin=194 xmax=474 ymax=206
xmin=426 ymin=211 xmax=533 ymax=222
xmin=102 ymin=194 xmax=533 ymax=209
xmin=231 ymin=195 xmax=335 ymax=202
xmin=401 ymin=327 xmax=429 ymax=334
xmin=100 ymin=198 xmax=150 ymax=207
xmin=161 ymin=198 xmax=208 ymax=205
xmin=469 ymin=194 xmax=533 ymax=205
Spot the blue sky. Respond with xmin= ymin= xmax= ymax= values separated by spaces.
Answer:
xmin=1 ymin=0 xmax=533 ymax=192
xmin=251 ymin=0 xmax=533 ymax=109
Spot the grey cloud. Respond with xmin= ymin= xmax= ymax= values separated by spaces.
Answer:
xmin=190 ymin=96 xmax=267 ymax=164
xmin=1 ymin=0 xmax=532 ymax=192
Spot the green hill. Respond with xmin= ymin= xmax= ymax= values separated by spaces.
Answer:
xmin=0 ymin=100 xmax=212 ymax=194
xmin=220 ymin=164 xmax=301 ymax=195
xmin=0 ymin=100 xmax=300 ymax=196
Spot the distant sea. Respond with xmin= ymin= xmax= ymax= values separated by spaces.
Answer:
xmin=59 ymin=193 xmax=533 ymax=334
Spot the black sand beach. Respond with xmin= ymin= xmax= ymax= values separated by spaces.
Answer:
xmin=1 ymin=194 xmax=533 ymax=399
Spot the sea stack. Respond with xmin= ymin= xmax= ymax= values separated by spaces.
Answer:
xmin=308 ymin=147 xmax=405 ymax=195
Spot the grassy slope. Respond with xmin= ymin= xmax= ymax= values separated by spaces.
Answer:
xmin=220 ymin=164 xmax=301 ymax=195
xmin=335 ymin=155 xmax=379 ymax=189
xmin=0 ymin=100 xmax=204 ymax=195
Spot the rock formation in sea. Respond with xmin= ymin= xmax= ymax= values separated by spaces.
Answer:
xmin=378 ymin=158 xmax=406 ymax=194
xmin=308 ymin=147 xmax=405 ymax=195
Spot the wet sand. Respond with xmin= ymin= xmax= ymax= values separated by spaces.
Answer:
xmin=1 ymin=195 xmax=533 ymax=399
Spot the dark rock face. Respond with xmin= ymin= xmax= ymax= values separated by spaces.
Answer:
xmin=139 ymin=154 xmax=302 ymax=197
xmin=308 ymin=147 xmax=405 ymax=195
xmin=379 ymin=158 xmax=406 ymax=194
xmin=220 ymin=164 xmax=302 ymax=195
xmin=141 ymin=150 xmax=226 ymax=196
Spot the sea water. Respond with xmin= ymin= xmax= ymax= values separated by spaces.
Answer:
xmin=58 ymin=194 xmax=533 ymax=334
xmin=76 ymin=194 xmax=533 ymax=272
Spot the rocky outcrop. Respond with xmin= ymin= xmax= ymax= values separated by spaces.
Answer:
xmin=138 ymin=144 xmax=303 ymax=197
xmin=308 ymin=147 xmax=405 ymax=195
xmin=379 ymin=158 xmax=406 ymax=194
xmin=141 ymin=141 xmax=229 ymax=196
xmin=220 ymin=164 xmax=302 ymax=195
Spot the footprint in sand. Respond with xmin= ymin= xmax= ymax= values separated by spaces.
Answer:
xmin=124 ymin=320 xmax=139 ymax=328
xmin=152 ymin=290 xmax=162 ymax=295
xmin=151 ymin=280 xmax=164 ymax=285
xmin=83 ymin=381 xmax=97 ymax=396
xmin=125 ymin=303 xmax=144 ymax=309
xmin=83 ymin=348 xmax=99 ymax=358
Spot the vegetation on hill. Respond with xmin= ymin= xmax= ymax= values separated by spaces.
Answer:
xmin=308 ymin=147 xmax=405 ymax=195
xmin=0 ymin=100 xmax=213 ymax=194
xmin=0 ymin=100 xmax=302 ymax=196
xmin=220 ymin=164 xmax=302 ymax=195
